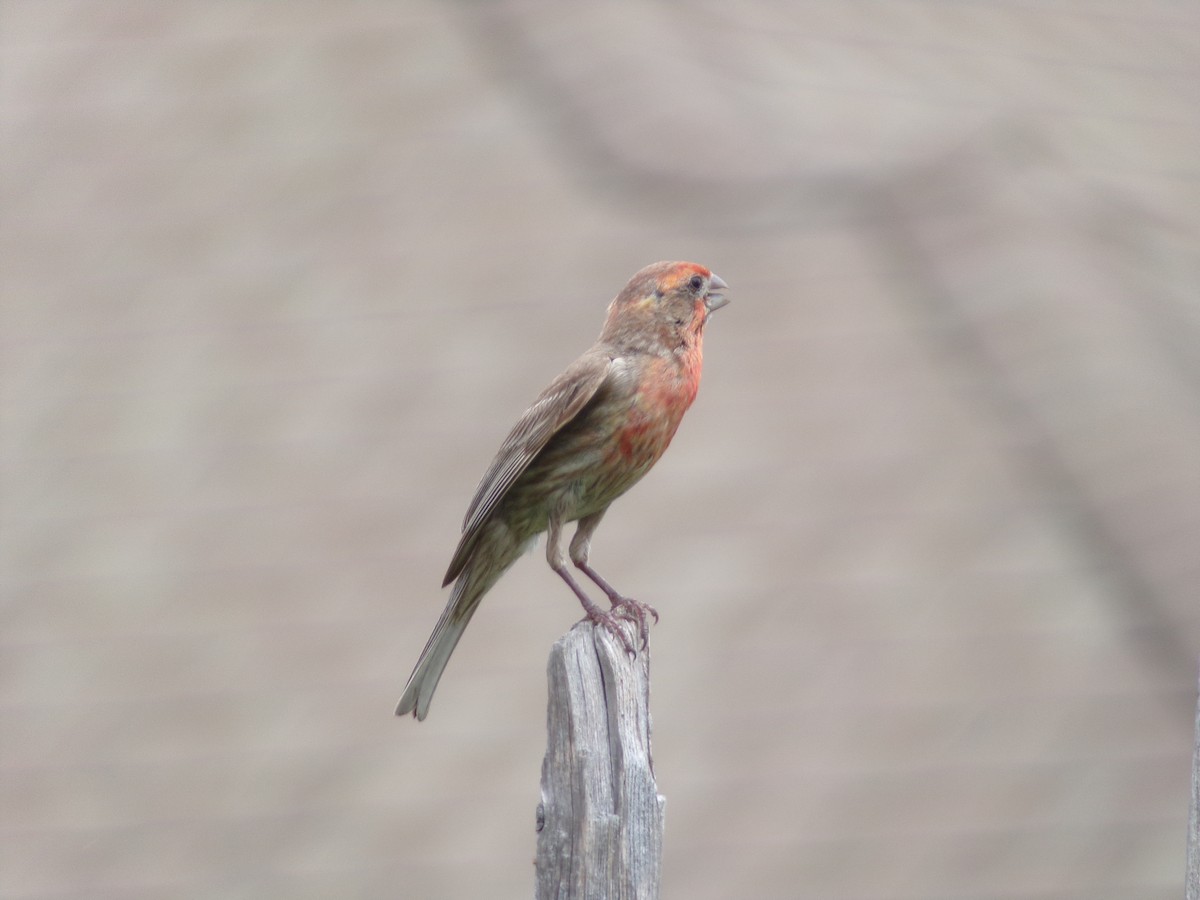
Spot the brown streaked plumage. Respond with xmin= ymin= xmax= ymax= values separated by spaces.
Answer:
xmin=396 ymin=261 xmax=729 ymax=720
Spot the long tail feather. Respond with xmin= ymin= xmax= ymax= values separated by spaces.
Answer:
xmin=395 ymin=577 xmax=482 ymax=720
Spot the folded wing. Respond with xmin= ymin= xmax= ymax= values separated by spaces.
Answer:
xmin=442 ymin=350 xmax=613 ymax=586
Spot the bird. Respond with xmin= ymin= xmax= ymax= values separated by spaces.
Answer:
xmin=396 ymin=261 xmax=729 ymax=719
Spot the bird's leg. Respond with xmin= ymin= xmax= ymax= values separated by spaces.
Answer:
xmin=547 ymin=514 xmax=636 ymax=656
xmin=569 ymin=512 xmax=658 ymax=650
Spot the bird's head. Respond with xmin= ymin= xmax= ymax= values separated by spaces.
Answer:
xmin=600 ymin=261 xmax=729 ymax=352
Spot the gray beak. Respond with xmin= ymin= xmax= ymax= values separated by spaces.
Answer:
xmin=704 ymin=273 xmax=730 ymax=313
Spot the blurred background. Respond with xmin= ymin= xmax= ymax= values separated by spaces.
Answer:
xmin=4 ymin=2 xmax=1199 ymax=898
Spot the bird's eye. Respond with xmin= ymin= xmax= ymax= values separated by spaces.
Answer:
xmin=688 ymin=274 xmax=704 ymax=292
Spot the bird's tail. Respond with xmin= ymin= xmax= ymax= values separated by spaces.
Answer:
xmin=395 ymin=561 xmax=501 ymax=720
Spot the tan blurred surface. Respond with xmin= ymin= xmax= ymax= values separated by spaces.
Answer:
xmin=4 ymin=2 xmax=1199 ymax=898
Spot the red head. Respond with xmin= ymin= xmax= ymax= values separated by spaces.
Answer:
xmin=599 ymin=261 xmax=729 ymax=353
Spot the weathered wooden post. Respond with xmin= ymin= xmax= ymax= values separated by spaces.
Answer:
xmin=534 ymin=620 xmax=665 ymax=900
xmin=1187 ymin=664 xmax=1199 ymax=900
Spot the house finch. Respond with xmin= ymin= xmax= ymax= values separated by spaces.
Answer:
xmin=396 ymin=261 xmax=729 ymax=720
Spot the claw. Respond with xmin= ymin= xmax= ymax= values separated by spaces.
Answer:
xmin=610 ymin=596 xmax=658 ymax=650
xmin=586 ymin=607 xmax=638 ymax=656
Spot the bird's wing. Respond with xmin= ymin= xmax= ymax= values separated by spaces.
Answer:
xmin=443 ymin=350 xmax=614 ymax=585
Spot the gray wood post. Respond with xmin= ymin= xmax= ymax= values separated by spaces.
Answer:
xmin=1187 ymin=663 xmax=1200 ymax=900
xmin=534 ymin=620 xmax=665 ymax=900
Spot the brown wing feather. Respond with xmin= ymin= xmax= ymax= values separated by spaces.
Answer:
xmin=442 ymin=349 xmax=613 ymax=586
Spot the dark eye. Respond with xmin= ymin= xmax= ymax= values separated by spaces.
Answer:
xmin=688 ymin=274 xmax=704 ymax=292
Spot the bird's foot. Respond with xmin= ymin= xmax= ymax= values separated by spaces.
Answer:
xmin=610 ymin=596 xmax=658 ymax=651
xmin=583 ymin=605 xmax=638 ymax=657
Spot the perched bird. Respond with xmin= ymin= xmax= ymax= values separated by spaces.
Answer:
xmin=396 ymin=261 xmax=729 ymax=720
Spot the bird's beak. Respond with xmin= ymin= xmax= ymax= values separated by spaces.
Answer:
xmin=704 ymin=273 xmax=730 ymax=313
